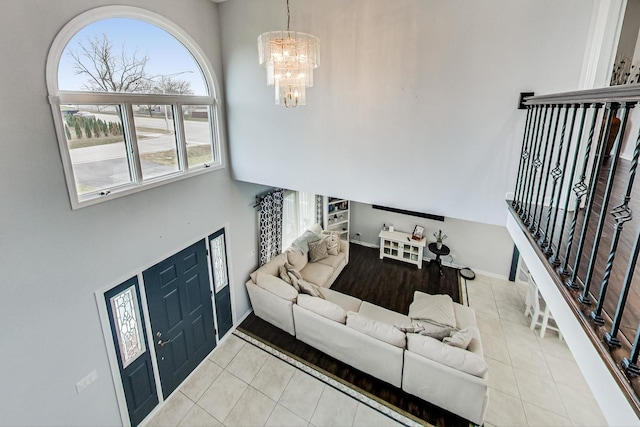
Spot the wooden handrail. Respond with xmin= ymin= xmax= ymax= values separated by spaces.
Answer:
xmin=525 ymin=85 xmax=640 ymax=105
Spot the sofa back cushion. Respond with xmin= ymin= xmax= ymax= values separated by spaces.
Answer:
xmin=249 ymin=253 xmax=288 ymax=284
xmin=256 ymin=272 xmax=298 ymax=302
xmin=286 ymin=248 xmax=308 ymax=271
xmin=406 ymin=332 xmax=487 ymax=377
xmin=297 ymin=294 xmax=347 ymax=323
xmin=346 ymin=312 xmax=406 ymax=348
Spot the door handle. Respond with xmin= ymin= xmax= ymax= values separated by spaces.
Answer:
xmin=157 ymin=338 xmax=171 ymax=347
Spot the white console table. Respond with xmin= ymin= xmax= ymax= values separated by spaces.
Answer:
xmin=378 ymin=230 xmax=426 ymax=269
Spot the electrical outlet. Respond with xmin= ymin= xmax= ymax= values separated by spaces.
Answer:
xmin=76 ymin=370 xmax=98 ymax=393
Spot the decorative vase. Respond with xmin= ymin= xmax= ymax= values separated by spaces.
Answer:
xmin=436 ymin=241 xmax=442 ymax=250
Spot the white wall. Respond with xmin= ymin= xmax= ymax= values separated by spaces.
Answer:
xmin=220 ymin=0 xmax=595 ymax=226
xmin=0 ymin=1 xmax=267 ymax=425
xmin=350 ymin=202 xmax=515 ymax=277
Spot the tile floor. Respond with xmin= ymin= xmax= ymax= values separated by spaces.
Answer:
xmin=469 ymin=273 xmax=608 ymax=427
xmin=145 ymin=274 xmax=609 ymax=427
xmin=145 ymin=332 xmax=404 ymax=427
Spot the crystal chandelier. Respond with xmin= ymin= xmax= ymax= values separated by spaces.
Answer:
xmin=258 ymin=0 xmax=320 ymax=108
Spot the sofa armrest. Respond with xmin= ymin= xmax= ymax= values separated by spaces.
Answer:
xmin=245 ymin=281 xmax=296 ymax=335
xmin=340 ymin=239 xmax=350 ymax=264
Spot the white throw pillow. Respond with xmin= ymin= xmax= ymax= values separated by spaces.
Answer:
xmin=297 ymin=294 xmax=347 ymax=323
xmin=347 ymin=312 xmax=406 ymax=348
xmin=406 ymin=334 xmax=488 ymax=377
xmin=307 ymin=223 xmax=323 ymax=235
xmin=408 ymin=293 xmax=456 ymax=328
xmin=321 ymin=230 xmax=340 ymax=255
xmin=256 ymin=272 xmax=298 ymax=302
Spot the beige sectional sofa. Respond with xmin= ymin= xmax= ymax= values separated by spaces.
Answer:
xmin=245 ymin=232 xmax=488 ymax=425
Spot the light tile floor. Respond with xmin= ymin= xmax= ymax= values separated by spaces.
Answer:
xmin=145 ymin=333 xmax=404 ymax=427
xmin=146 ymin=274 xmax=609 ymax=427
xmin=469 ymin=274 xmax=608 ymax=427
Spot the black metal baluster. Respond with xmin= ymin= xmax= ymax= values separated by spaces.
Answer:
xmin=533 ymin=106 xmax=561 ymax=242
xmin=623 ymin=325 xmax=640 ymax=377
xmin=550 ymin=104 xmax=580 ymax=264
xmin=579 ymin=103 xmax=627 ymax=303
xmin=588 ymin=104 xmax=636 ymax=325
xmin=557 ymin=103 xmax=594 ymax=277
xmin=606 ymin=216 xmax=640 ymax=347
xmin=524 ymin=106 xmax=550 ymax=227
xmin=542 ymin=105 xmax=571 ymax=253
xmin=513 ymin=107 xmax=534 ymax=210
xmin=519 ymin=106 xmax=541 ymax=218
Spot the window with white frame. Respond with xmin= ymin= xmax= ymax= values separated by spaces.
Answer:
xmin=282 ymin=191 xmax=317 ymax=248
xmin=46 ymin=6 xmax=223 ymax=209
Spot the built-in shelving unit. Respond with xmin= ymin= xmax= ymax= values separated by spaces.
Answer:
xmin=323 ymin=196 xmax=350 ymax=240
xmin=378 ymin=229 xmax=426 ymax=269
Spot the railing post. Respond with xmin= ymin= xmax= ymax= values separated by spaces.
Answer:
xmin=513 ymin=107 xmax=534 ymax=211
xmin=524 ymin=105 xmax=550 ymax=227
xmin=556 ymin=103 xmax=594 ymax=277
xmin=588 ymin=103 xmax=636 ymax=326
xmin=549 ymin=105 xmax=580 ymax=265
xmin=578 ymin=103 xmax=624 ymax=304
xmin=542 ymin=105 xmax=571 ymax=254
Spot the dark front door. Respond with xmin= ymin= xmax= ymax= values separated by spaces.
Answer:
xmin=105 ymin=277 xmax=158 ymax=426
xmin=143 ymin=239 xmax=216 ymax=398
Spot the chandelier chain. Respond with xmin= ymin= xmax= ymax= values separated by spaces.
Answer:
xmin=286 ymin=0 xmax=291 ymax=31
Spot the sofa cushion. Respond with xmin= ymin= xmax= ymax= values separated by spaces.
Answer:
xmin=316 ymin=252 xmax=346 ymax=270
xmin=256 ymin=272 xmax=298 ymax=302
xmin=249 ymin=253 xmax=288 ymax=284
xmin=406 ymin=333 xmax=488 ymax=378
xmin=286 ymin=248 xmax=308 ymax=271
xmin=347 ymin=312 xmax=406 ymax=348
xmin=409 ymin=293 xmax=456 ymax=328
xmin=300 ymin=262 xmax=334 ymax=287
xmin=307 ymin=223 xmax=323 ymax=235
xmin=321 ymin=288 xmax=362 ymax=313
xmin=359 ymin=301 xmax=411 ymax=326
xmin=297 ymin=294 xmax=346 ymax=323
xmin=298 ymin=279 xmax=325 ymax=299
xmin=443 ymin=328 xmax=474 ymax=349
xmin=308 ymin=239 xmax=329 ymax=262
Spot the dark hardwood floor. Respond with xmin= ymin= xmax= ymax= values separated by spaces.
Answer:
xmin=237 ymin=244 xmax=468 ymax=427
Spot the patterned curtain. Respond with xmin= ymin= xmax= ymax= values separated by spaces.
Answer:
xmin=316 ymin=195 xmax=324 ymax=226
xmin=258 ymin=189 xmax=284 ymax=266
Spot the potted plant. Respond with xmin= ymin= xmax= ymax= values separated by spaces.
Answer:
xmin=434 ymin=229 xmax=447 ymax=250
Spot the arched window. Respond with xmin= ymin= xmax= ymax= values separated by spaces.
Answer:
xmin=47 ymin=6 xmax=223 ymax=209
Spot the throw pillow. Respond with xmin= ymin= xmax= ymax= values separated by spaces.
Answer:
xmin=348 ymin=312 xmax=406 ymax=348
xmin=298 ymin=279 xmax=325 ymax=299
xmin=308 ymin=239 xmax=329 ymax=262
xmin=443 ymin=328 xmax=474 ymax=349
xmin=297 ymin=294 xmax=346 ymax=323
xmin=321 ymin=230 xmax=340 ymax=255
xmin=255 ymin=272 xmax=298 ymax=302
xmin=408 ymin=293 xmax=456 ymax=328
xmin=406 ymin=334 xmax=488 ymax=378
xmin=291 ymin=230 xmax=322 ymax=255
xmin=279 ymin=265 xmax=292 ymax=285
